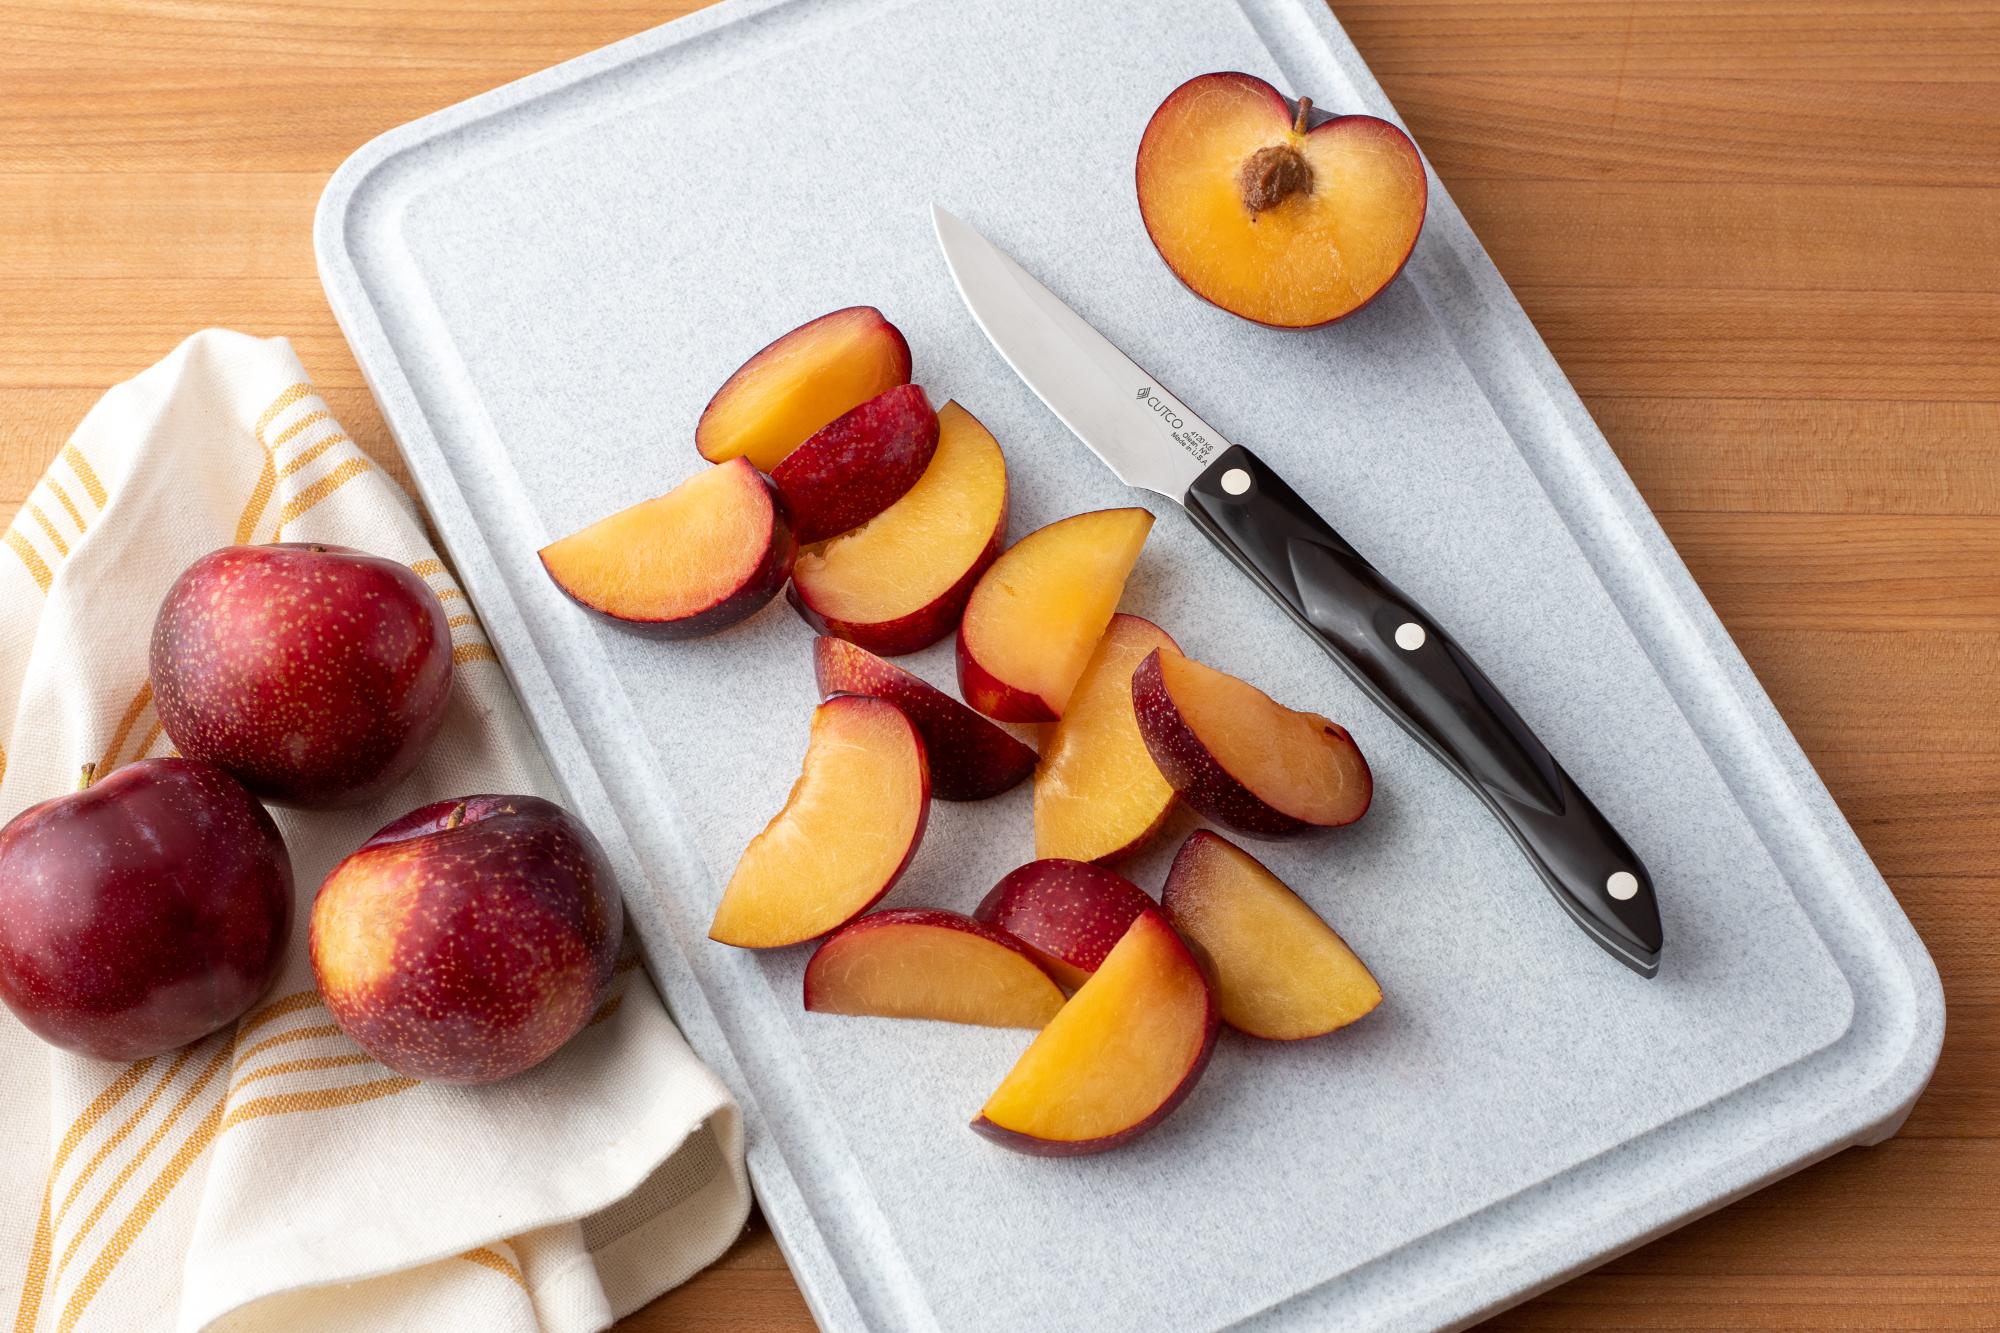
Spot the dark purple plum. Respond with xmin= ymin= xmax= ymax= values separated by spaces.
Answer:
xmin=0 ymin=758 xmax=293 ymax=1059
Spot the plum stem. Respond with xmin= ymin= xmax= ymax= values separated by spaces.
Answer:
xmin=1292 ymin=96 xmax=1312 ymax=135
xmin=77 ymin=762 xmax=96 ymax=791
xmin=443 ymin=801 xmax=467 ymax=831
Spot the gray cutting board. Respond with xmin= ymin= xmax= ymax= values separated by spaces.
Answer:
xmin=314 ymin=0 xmax=1944 ymax=1328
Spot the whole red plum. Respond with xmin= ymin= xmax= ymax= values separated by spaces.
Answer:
xmin=311 ymin=794 xmax=623 ymax=1084
xmin=150 ymin=543 xmax=454 ymax=808
xmin=0 ymin=758 xmax=293 ymax=1060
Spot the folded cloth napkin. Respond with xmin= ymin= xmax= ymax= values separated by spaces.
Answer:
xmin=0 ymin=330 xmax=751 ymax=1333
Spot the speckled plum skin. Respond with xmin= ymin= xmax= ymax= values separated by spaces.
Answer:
xmin=811 ymin=636 xmax=1035 ymax=800
xmin=150 ymin=543 xmax=454 ymax=809
xmin=0 ymin=758 xmax=293 ymax=1060
xmin=772 ymin=385 xmax=939 ymax=543
xmin=974 ymin=859 xmax=1156 ymax=989
xmin=310 ymin=794 xmax=622 ymax=1085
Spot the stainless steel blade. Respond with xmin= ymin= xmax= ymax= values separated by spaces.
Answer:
xmin=931 ymin=204 xmax=1230 ymax=501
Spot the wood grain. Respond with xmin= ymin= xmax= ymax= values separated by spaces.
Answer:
xmin=0 ymin=1 xmax=1992 ymax=1329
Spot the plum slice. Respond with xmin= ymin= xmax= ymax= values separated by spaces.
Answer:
xmin=956 ymin=507 xmax=1153 ymax=723
xmin=539 ymin=457 xmax=795 ymax=638
xmin=709 ymin=696 xmax=929 ymax=948
xmin=804 ymin=909 xmax=1064 ymax=1029
xmin=1162 ymin=830 xmax=1380 ymax=1040
xmin=812 ymin=636 xmax=1035 ymax=801
xmin=789 ymin=401 xmax=1007 ymax=656
xmin=972 ymin=910 xmax=1217 ymax=1155
xmin=772 ymin=384 xmax=938 ymax=543
xmin=974 ymin=859 xmax=1157 ymax=992
xmin=1132 ymin=646 xmax=1371 ymax=838
xmin=1033 ymin=613 xmax=1179 ymax=862
xmin=696 ymin=306 xmax=911 ymax=471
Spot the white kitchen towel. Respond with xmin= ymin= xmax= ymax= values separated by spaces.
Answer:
xmin=0 ymin=330 xmax=751 ymax=1333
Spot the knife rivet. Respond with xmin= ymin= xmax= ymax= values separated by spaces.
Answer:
xmin=1607 ymin=871 xmax=1639 ymax=901
xmin=1220 ymin=467 xmax=1251 ymax=496
xmin=1394 ymin=622 xmax=1426 ymax=651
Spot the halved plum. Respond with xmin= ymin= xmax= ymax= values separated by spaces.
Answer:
xmin=1136 ymin=72 xmax=1427 ymax=328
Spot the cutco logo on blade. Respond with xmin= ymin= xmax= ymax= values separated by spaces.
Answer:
xmin=1135 ymin=385 xmax=1214 ymax=464
xmin=1135 ymin=385 xmax=1184 ymax=430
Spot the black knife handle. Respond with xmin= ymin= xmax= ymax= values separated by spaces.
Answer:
xmin=1184 ymin=445 xmax=1663 ymax=977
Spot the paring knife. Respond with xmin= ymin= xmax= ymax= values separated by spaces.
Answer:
xmin=932 ymin=205 xmax=1663 ymax=978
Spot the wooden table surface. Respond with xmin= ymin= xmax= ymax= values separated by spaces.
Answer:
xmin=3 ymin=1 xmax=1994 ymax=1327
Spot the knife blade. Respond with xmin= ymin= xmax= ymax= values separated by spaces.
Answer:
xmin=933 ymin=204 xmax=1663 ymax=977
